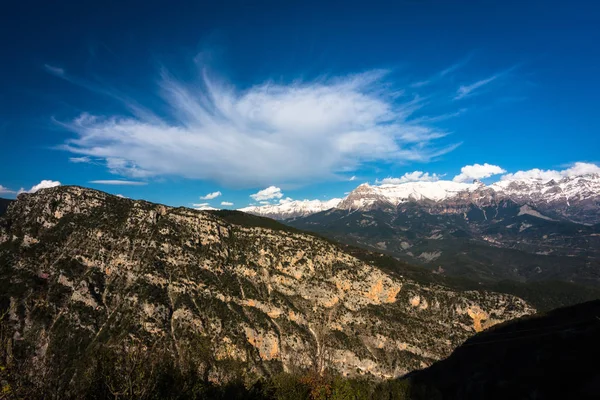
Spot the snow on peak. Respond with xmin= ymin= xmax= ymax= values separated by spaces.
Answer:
xmin=491 ymin=173 xmax=600 ymax=203
xmin=239 ymin=170 xmax=600 ymax=220
xmin=338 ymin=180 xmax=479 ymax=210
xmin=240 ymin=198 xmax=342 ymax=219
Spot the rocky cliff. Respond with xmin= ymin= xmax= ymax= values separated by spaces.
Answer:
xmin=0 ymin=186 xmax=533 ymax=395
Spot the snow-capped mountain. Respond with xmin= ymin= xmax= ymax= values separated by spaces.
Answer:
xmin=241 ymin=173 xmax=600 ymax=224
xmin=489 ymin=174 xmax=600 ymax=224
xmin=239 ymin=198 xmax=342 ymax=220
xmin=337 ymin=181 xmax=481 ymax=210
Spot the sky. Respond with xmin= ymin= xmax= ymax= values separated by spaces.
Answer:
xmin=1 ymin=1 xmax=599 ymax=209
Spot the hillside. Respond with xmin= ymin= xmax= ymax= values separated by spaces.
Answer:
xmin=400 ymin=300 xmax=600 ymax=399
xmin=287 ymin=199 xmax=600 ymax=286
xmin=0 ymin=186 xmax=533 ymax=398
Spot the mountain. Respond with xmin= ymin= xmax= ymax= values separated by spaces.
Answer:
xmin=278 ymin=174 xmax=600 ymax=286
xmin=400 ymin=300 xmax=600 ymax=399
xmin=0 ymin=198 xmax=13 ymax=216
xmin=338 ymin=181 xmax=480 ymax=211
xmin=244 ymin=174 xmax=600 ymax=224
xmin=240 ymin=198 xmax=342 ymax=220
xmin=490 ymin=174 xmax=600 ymax=224
xmin=0 ymin=186 xmax=533 ymax=398
xmin=339 ymin=174 xmax=600 ymax=225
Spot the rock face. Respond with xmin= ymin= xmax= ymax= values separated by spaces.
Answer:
xmin=0 ymin=186 xmax=532 ymax=389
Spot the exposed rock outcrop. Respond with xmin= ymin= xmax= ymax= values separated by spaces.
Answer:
xmin=0 ymin=186 xmax=533 ymax=387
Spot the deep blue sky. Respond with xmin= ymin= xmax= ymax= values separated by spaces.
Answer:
xmin=1 ymin=1 xmax=599 ymax=208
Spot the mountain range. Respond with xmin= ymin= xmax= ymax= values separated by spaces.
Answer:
xmin=0 ymin=186 xmax=536 ymax=397
xmin=242 ymin=174 xmax=600 ymax=286
xmin=244 ymin=174 xmax=600 ymax=224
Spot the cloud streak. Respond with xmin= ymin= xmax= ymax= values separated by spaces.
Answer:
xmin=44 ymin=64 xmax=65 ymax=76
xmin=69 ymin=156 xmax=93 ymax=163
xmin=55 ymin=66 xmax=460 ymax=187
xmin=454 ymin=75 xmax=499 ymax=100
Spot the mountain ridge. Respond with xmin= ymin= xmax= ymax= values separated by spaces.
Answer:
xmin=0 ymin=186 xmax=534 ymax=397
xmin=243 ymin=173 xmax=600 ymax=225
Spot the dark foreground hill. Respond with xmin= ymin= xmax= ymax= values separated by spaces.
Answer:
xmin=402 ymin=300 xmax=600 ymax=399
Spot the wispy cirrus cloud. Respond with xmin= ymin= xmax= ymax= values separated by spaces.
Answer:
xmin=69 ymin=156 xmax=92 ymax=163
xmin=51 ymin=64 xmax=462 ymax=188
xmin=454 ymin=75 xmax=499 ymax=100
xmin=454 ymin=65 xmax=518 ymax=100
xmin=89 ymin=180 xmax=147 ymax=185
xmin=44 ymin=64 xmax=65 ymax=76
xmin=410 ymin=55 xmax=472 ymax=88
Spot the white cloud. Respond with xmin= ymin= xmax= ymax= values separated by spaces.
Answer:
xmin=259 ymin=201 xmax=271 ymax=205
xmin=200 ymin=191 xmax=222 ymax=200
xmin=376 ymin=171 xmax=442 ymax=184
xmin=562 ymin=162 xmax=600 ymax=177
xmin=453 ymin=163 xmax=506 ymax=182
xmin=250 ymin=186 xmax=284 ymax=201
xmin=0 ymin=185 xmax=15 ymax=194
xmin=501 ymin=162 xmax=600 ymax=182
xmin=455 ymin=75 xmax=499 ymax=100
xmin=220 ymin=201 xmax=234 ymax=206
xmin=89 ymin=180 xmax=147 ymax=185
xmin=349 ymin=176 xmax=357 ymax=181
xmin=56 ymin=67 xmax=460 ymax=187
xmin=69 ymin=156 xmax=92 ymax=163
xmin=18 ymin=180 xmax=61 ymax=194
